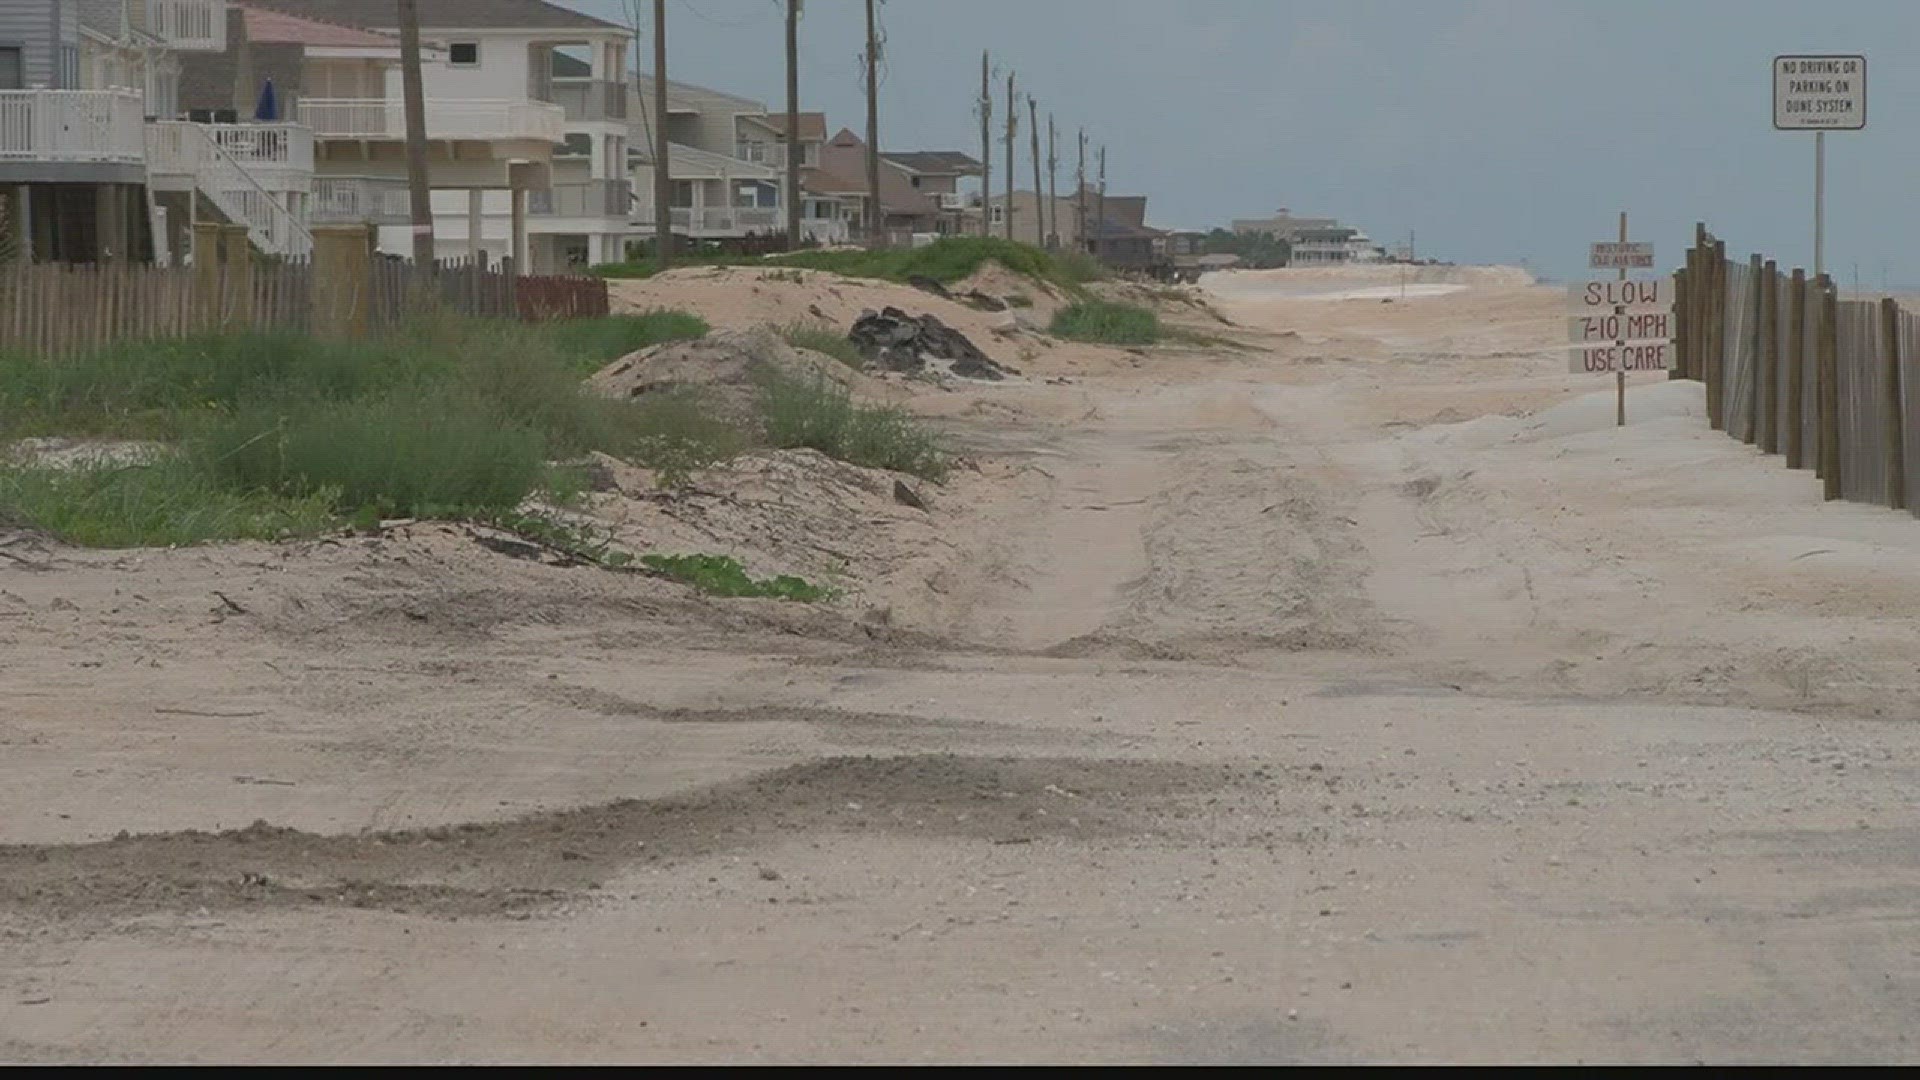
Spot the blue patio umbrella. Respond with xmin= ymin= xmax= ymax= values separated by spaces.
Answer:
xmin=253 ymin=78 xmax=279 ymax=122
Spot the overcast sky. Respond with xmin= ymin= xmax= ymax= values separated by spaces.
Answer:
xmin=558 ymin=0 xmax=1920 ymax=283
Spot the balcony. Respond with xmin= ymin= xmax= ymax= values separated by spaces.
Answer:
xmin=529 ymin=179 xmax=629 ymax=219
xmin=0 ymin=90 xmax=146 ymax=167
xmin=651 ymin=205 xmax=804 ymax=237
xmin=298 ymin=99 xmax=565 ymax=144
xmin=541 ymin=79 xmax=628 ymax=123
xmin=147 ymin=0 xmax=228 ymax=52
xmin=147 ymin=121 xmax=313 ymax=188
xmin=310 ymin=176 xmax=413 ymax=226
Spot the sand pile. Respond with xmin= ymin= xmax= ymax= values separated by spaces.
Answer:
xmin=608 ymin=266 xmax=1028 ymax=357
xmin=585 ymin=327 xmax=894 ymax=423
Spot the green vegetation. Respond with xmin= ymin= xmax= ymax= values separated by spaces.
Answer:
xmin=484 ymin=509 xmax=637 ymax=570
xmin=776 ymin=322 xmax=864 ymax=369
xmin=538 ymin=311 xmax=710 ymax=374
xmin=0 ymin=309 xmax=948 ymax=558
xmin=199 ymin=393 xmax=551 ymax=517
xmin=621 ymin=386 xmax=756 ymax=488
xmin=1049 ymin=300 xmax=1162 ymax=345
xmin=1202 ymin=227 xmax=1291 ymax=269
xmin=0 ymin=458 xmax=336 ymax=549
xmin=639 ymin=552 xmax=831 ymax=602
xmin=0 ymin=314 xmax=709 ymax=544
xmin=592 ymin=236 xmax=1103 ymax=293
xmin=757 ymin=372 xmax=949 ymax=481
xmin=0 ymin=313 xmax=707 ymax=439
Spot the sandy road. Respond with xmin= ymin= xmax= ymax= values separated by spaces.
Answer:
xmin=3 ymin=269 xmax=1919 ymax=1062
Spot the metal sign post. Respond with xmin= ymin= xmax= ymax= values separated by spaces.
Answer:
xmin=1774 ymin=55 xmax=1865 ymax=278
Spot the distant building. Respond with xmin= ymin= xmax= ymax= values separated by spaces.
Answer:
xmin=1229 ymin=206 xmax=1383 ymax=266
xmin=1230 ymin=208 xmax=1337 ymax=239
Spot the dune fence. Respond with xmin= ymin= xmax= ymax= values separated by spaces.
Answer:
xmin=0 ymin=223 xmax=609 ymax=360
xmin=1675 ymin=225 xmax=1916 ymax=514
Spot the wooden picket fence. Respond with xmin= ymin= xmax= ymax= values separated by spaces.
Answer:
xmin=517 ymin=273 xmax=612 ymax=320
xmin=0 ymin=238 xmax=612 ymax=360
xmin=1676 ymin=225 xmax=1917 ymax=513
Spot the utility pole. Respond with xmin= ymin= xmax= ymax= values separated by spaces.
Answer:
xmin=1046 ymin=113 xmax=1057 ymax=250
xmin=1027 ymin=96 xmax=1041 ymax=249
xmin=397 ymin=0 xmax=433 ymax=265
xmin=1095 ymin=144 xmax=1106 ymax=265
xmin=784 ymin=0 xmax=801 ymax=249
xmin=863 ymin=0 xmax=881 ymax=247
xmin=977 ymin=51 xmax=991 ymax=238
xmin=652 ymin=0 xmax=672 ymax=267
xmin=1002 ymin=72 xmax=1015 ymax=242
xmin=1075 ymin=128 xmax=1086 ymax=255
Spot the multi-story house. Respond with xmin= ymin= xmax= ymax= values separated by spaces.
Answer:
xmin=256 ymin=0 xmax=623 ymax=271
xmin=1 ymin=0 xmax=225 ymax=263
xmin=879 ymin=150 xmax=981 ymax=234
xmin=630 ymin=77 xmax=852 ymax=248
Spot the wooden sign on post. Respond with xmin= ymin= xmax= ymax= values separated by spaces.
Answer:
xmin=1566 ymin=216 xmax=1668 ymax=424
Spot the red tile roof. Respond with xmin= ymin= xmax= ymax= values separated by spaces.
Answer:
xmin=239 ymin=4 xmax=399 ymax=48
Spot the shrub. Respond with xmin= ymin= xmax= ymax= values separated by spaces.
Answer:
xmin=640 ymin=552 xmax=830 ymax=601
xmin=197 ymin=392 xmax=549 ymax=517
xmin=537 ymin=312 xmax=709 ymax=373
xmin=756 ymin=373 xmax=948 ymax=481
xmin=1049 ymin=300 xmax=1161 ymax=345
xmin=0 ymin=330 xmax=427 ymax=438
xmin=776 ymin=322 xmax=864 ymax=369
xmin=0 ymin=459 xmax=337 ymax=548
xmin=616 ymin=387 xmax=754 ymax=486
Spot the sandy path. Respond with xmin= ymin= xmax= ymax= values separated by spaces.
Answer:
xmin=4 ymin=267 xmax=1920 ymax=1062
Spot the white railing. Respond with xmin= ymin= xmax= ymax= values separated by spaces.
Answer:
xmin=144 ymin=119 xmax=199 ymax=175
xmin=148 ymin=121 xmax=312 ymax=178
xmin=542 ymin=79 xmax=628 ymax=122
xmin=310 ymin=177 xmax=413 ymax=225
xmin=207 ymin=123 xmax=313 ymax=174
xmin=646 ymin=206 xmax=816 ymax=236
xmin=149 ymin=0 xmax=227 ymax=52
xmin=530 ymin=180 xmax=629 ymax=219
xmin=298 ymin=99 xmax=565 ymax=143
xmin=0 ymin=90 xmax=145 ymax=163
xmin=151 ymin=121 xmax=313 ymax=257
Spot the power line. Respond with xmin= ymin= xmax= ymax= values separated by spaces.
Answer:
xmin=674 ymin=0 xmax=777 ymax=29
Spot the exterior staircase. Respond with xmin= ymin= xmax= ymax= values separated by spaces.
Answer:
xmin=145 ymin=121 xmax=315 ymax=259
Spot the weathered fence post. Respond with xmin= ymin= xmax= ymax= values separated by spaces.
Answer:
xmin=1672 ymin=264 xmax=1690 ymax=381
xmin=192 ymin=221 xmax=223 ymax=327
xmin=221 ymin=224 xmax=254 ymax=327
xmin=1759 ymin=261 xmax=1780 ymax=453
xmin=1817 ymin=275 xmax=1841 ymax=500
xmin=1787 ymin=269 xmax=1807 ymax=469
xmin=1707 ymin=240 xmax=1727 ymax=429
xmin=1882 ymin=296 xmax=1906 ymax=511
xmin=311 ymin=225 xmax=373 ymax=338
xmin=1743 ymin=254 xmax=1763 ymax=443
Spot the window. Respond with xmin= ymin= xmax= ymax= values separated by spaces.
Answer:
xmin=0 ymin=47 xmax=22 ymax=91
xmin=802 ymin=143 xmax=818 ymax=166
xmin=909 ymin=176 xmax=921 ymax=188
xmin=449 ymin=43 xmax=480 ymax=67
xmin=558 ymin=133 xmax=591 ymax=157
xmin=990 ymin=205 xmax=1005 ymax=225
